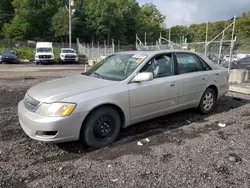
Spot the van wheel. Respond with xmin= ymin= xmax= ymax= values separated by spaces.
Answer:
xmin=80 ymin=106 xmax=121 ymax=149
xmin=198 ymin=88 xmax=216 ymax=114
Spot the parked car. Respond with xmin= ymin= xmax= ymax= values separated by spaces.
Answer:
xmin=221 ymin=56 xmax=250 ymax=70
xmin=35 ymin=42 xmax=54 ymax=65
xmin=59 ymin=48 xmax=78 ymax=64
xmin=18 ymin=50 xmax=229 ymax=148
xmin=222 ymin=55 xmax=238 ymax=63
xmin=233 ymin=56 xmax=250 ymax=69
xmin=0 ymin=49 xmax=20 ymax=64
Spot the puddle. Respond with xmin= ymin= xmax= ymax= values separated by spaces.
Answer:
xmin=31 ymin=153 xmax=83 ymax=166
xmin=24 ymin=77 xmax=35 ymax=80
xmin=90 ymin=141 xmax=151 ymax=161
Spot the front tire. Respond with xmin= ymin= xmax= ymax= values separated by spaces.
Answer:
xmin=198 ymin=88 xmax=216 ymax=114
xmin=80 ymin=106 xmax=121 ymax=149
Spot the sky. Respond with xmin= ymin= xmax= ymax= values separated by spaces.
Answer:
xmin=138 ymin=0 xmax=250 ymax=27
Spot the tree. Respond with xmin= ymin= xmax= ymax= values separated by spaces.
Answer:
xmin=3 ymin=0 xmax=62 ymax=40
xmin=0 ymin=0 xmax=14 ymax=38
xmin=137 ymin=3 xmax=166 ymax=43
xmin=52 ymin=7 xmax=77 ymax=42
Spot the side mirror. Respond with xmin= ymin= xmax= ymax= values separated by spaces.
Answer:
xmin=132 ymin=72 xmax=153 ymax=83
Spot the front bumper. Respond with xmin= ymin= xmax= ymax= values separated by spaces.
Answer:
xmin=18 ymin=100 xmax=85 ymax=143
xmin=61 ymin=58 xmax=78 ymax=62
xmin=2 ymin=58 xmax=18 ymax=63
xmin=35 ymin=59 xmax=54 ymax=63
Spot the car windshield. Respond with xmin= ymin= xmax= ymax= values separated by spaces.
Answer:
xmin=62 ymin=49 xmax=75 ymax=53
xmin=85 ymin=54 xmax=147 ymax=81
xmin=2 ymin=50 xmax=16 ymax=55
xmin=37 ymin=48 xmax=52 ymax=53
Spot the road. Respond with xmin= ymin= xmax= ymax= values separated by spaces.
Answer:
xmin=0 ymin=65 xmax=250 ymax=188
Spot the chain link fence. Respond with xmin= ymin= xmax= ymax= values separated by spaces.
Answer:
xmin=77 ymin=39 xmax=136 ymax=61
xmin=0 ymin=39 xmax=77 ymax=50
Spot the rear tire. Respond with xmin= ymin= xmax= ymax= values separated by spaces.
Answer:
xmin=198 ymin=88 xmax=216 ymax=114
xmin=80 ymin=106 xmax=121 ymax=149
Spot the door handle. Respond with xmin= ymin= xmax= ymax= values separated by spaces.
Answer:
xmin=202 ymin=77 xmax=207 ymax=80
xmin=170 ymin=82 xmax=176 ymax=87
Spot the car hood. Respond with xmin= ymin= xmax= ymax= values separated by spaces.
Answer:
xmin=27 ymin=75 xmax=119 ymax=103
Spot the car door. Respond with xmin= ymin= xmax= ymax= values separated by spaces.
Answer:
xmin=128 ymin=53 xmax=179 ymax=123
xmin=175 ymin=52 xmax=210 ymax=109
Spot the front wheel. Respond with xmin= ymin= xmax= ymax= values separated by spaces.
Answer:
xmin=198 ymin=88 xmax=216 ymax=114
xmin=80 ymin=106 xmax=121 ymax=148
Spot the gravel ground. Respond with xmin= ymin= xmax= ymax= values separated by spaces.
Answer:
xmin=1 ymin=65 xmax=250 ymax=188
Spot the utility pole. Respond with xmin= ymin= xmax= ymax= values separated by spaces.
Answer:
xmin=69 ymin=0 xmax=72 ymax=48
xmin=68 ymin=0 xmax=74 ymax=48
xmin=205 ymin=21 xmax=209 ymax=57
xmin=228 ymin=15 xmax=236 ymax=73
xmin=168 ymin=28 xmax=171 ymax=45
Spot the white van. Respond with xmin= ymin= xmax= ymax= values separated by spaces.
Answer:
xmin=35 ymin=42 xmax=55 ymax=64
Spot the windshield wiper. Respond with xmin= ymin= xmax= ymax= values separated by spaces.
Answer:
xmin=92 ymin=72 xmax=104 ymax=79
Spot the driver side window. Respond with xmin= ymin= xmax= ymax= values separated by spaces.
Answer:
xmin=140 ymin=53 xmax=174 ymax=78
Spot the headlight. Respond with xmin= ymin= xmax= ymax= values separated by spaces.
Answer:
xmin=35 ymin=55 xmax=38 ymax=58
xmin=36 ymin=102 xmax=76 ymax=117
xmin=61 ymin=55 xmax=64 ymax=58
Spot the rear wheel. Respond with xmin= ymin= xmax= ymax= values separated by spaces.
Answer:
xmin=198 ymin=88 xmax=216 ymax=114
xmin=80 ymin=106 xmax=121 ymax=148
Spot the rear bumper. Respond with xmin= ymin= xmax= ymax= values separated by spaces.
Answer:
xmin=18 ymin=100 xmax=86 ymax=143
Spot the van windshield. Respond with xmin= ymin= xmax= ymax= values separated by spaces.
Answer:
xmin=37 ymin=48 xmax=52 ymax=53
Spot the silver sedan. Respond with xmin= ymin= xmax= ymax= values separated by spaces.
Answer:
xmin=18 ymin=50 xmax=229 ymax=148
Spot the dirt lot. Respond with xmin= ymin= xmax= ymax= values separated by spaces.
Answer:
xmin=1 ymin=65 xmax=250 ymax=188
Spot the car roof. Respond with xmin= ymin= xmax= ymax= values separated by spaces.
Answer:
xmin=117 ymin=50 xmax=198 ymax=56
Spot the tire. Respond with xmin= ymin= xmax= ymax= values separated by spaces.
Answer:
xmin=198 ymin=88 xmax=216 ymax=114
xmin=80 ymin=106 xmax=121 ymax=148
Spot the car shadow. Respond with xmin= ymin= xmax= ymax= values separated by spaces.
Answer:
xmin=57 ymin=95 xmax=249 ymax=156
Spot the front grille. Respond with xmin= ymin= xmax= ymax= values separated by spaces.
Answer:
xmin=65 ymin=55 xmax=75 ymax=59
xmin=24 ymin=94 xmax=40 ymax=112
xmin=39 ymin=55 xmax=51 ymax=59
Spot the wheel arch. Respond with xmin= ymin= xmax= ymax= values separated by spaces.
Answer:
xmin=82 ymin=103 xmax=126 ymax=129
xmin=206 ymin=85 xmax=218 ymax=99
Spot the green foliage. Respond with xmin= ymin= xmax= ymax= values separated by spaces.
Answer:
xmin=0 ymin=0 xmax=165 ymax=44
xmin=1 ymin=0 xmax=250 ymax=46
xmin=52 ymin=7 xmax=70 ymax=39
xmin=0 ymin=0 xmax=14 ymax=38
xmin=137 ymin=3 xmax=166 ymax=42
